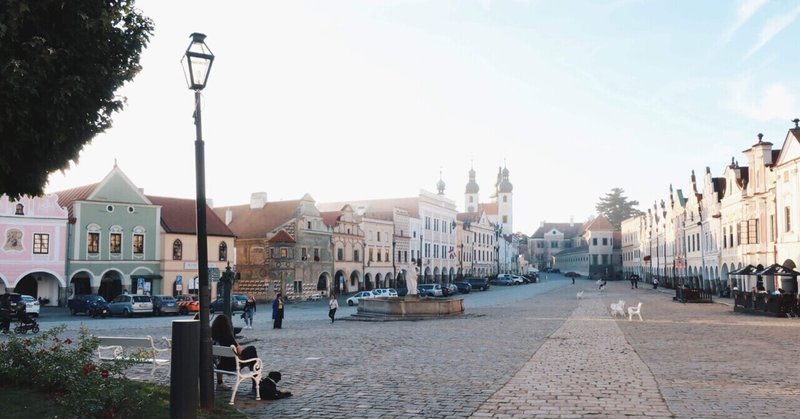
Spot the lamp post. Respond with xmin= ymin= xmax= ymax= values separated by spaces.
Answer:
xmin=182 ymin=32 xmax=215 ymax=409
xmin=494 ymin=224 xmax=503 ymax=275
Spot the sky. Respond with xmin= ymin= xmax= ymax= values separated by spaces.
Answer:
xmin=44 ymin=0 xmax=800 ymax=235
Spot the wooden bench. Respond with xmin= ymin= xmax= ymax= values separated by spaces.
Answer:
xmin=213 ymin=344 xmax=263 ymax=405
xmin=96 ymin=336 xmax=171 ymax=376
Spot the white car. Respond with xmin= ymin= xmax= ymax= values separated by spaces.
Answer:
xmin=373 ymin=288 xmax=399 ymax=297
xmin=21 ymin=295 xmax=40 ymax=317
xmin=498 ymin=274 xmax=524 ymax=285
xmin=346 ymin=291 xmax=376 ymax=306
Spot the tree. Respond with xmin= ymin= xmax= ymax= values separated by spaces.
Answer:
xmin=595 ymin=188 xmax=643 ymax=229
xmin=0 ymin=0 xmax=153 ymax=197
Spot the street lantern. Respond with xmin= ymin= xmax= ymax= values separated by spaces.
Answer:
xmin=182 ymin=31 xmax=215 ymax=410
xmin=182 ymin=33 xmax=215 ymax=90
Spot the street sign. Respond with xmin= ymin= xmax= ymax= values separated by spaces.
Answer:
xmin=209 ymin=267 xmax=221 ymax=282
xmin=176 ymin=274 xmax=183 ymax=291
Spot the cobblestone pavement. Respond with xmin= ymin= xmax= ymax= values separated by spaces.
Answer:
xmin=15 ymin=278 xmax=800 ymax=418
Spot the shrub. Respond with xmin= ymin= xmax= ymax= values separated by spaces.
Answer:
xmin=0 ymin=325 xmax=154 ymax=418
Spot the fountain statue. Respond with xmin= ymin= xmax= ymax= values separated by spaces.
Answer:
xmin=406 ymin=266 xmax=419 ymax=296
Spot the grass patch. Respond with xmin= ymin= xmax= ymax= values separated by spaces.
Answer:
xmin=0 ymin=383 xmax=246 ymax=419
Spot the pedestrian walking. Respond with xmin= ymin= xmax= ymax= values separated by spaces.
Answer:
xmin=243 ymin=295 xmax=256 ymax=329
xmin=272 ymin=293 xmax=284 ymax=329
xmin=328 ymin=294 xmax=339 ymax=324
xmin=630 ymin=275 xmax=636 ymax=289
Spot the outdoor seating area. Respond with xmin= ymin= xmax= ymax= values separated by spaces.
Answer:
xmin=733 ymin=291 xmax=800 ymax=317
xmin=673 ymin=287 xmax=713 ymax=303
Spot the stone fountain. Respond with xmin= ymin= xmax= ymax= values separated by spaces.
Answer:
xmin=351 ymin=266 xmax=464 ymax=321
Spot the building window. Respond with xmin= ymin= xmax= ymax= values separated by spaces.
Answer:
xmin=173 ymin=239 xmax=183 ymax=260
xmin=592 ymin=238 xmax=597 ymax=245
xmin=502 ymin=215 xmax=508 ymax=223
xmin=354 ymin=249 xmax=360 ymax=262
xmin=602 ymin=238 xmax=608 ymax=246
xmin=377 ymin=251 xmax=382 ymax=262
xmin=301 ymin=247 xmax=308 ymax=260
xmin=385 ymin=250 xmax=389 ymax=261
xmin=785 ymin=207 xmax=791 ymax=232
xmin=219 ymin=241 xmax=228 ymax=261
xmin=133 ymin=234 xmax=144 ymax=255
xmin=369 ymin=248 xmax=374 ymax=262
xmin=469 ymin=196 xmax=474 ymax=203
xmin=14 ymin=203 xmax=24 ymax=215
xmin=33 ymin=233 xmax=49 ymax=254
xmin=313 ymin=248 xmax=319 ymax=261
xmin=109 ymin=233 xmax=121 ymax=254
xmin=377 ymin=232 xmax=381 ymax=242
xmin=503 ymin=195 xmax=507 ymax=203
xmin=337 ymin=248 xmax=343 ymax=261
xmin=293 ymin=281 xmax=303 ymax=293
xmin=88 ymin=232 xmax=100 ymax=254
xmin=307 ymin=221 xmax=312 ymax=229
xmin=280 ymin=247 xmax=288 ymax=258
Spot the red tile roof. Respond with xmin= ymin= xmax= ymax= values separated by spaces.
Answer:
xmin=53 ymin=183 xmax=99 ymax=219
xmin=320 ymin=211 xmax=342 ymax=227
xmin=268 ymin=230 xmax=296 ymax=243
xmin=531 ymin=222 xmax=583 ymax=239
xmin=318 ymin=197 xmax=420 ymax=218
xmin=147 ymin=196 xmax=234 ymax=237
xmin=478 ymin=202 xmax=498 ymax=215
xmin=457 ymin=212 xmax=481 ymax=222
xmin=584 ymin=216 xmax=614 ymax=231
xmin=213 ymin=199 xmax=301 ymax=239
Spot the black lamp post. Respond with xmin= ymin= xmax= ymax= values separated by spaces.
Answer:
xmin=220 ymin=262 xmax=235 ymax=322
xmin=182 ymin=32 xmax=215 ymax=409
xmin=495 ymin=224 xmax=503 ymax=275
xmin=392 ymin=239 xmax=397 ymax=288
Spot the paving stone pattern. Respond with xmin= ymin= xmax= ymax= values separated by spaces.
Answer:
xmin=52 ymin=279 xmax=800 ymax=418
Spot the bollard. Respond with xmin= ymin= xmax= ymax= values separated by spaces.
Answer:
xmin=171 ymin=319 xmax=199 ymax=419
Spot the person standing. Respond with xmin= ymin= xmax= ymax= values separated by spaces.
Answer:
xmin=328 ymin=294 xmax=339 ymax=324
xmin=243 ymin=295 xmax=256 ymax=329
xmin=272 ymin=293 xmax=284 ymax=329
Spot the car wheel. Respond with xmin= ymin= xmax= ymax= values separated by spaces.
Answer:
xmin=32 ymin=325 xmax=40 ymax=334
xmin=348 ymin=300 xmax=354 ymax=306
xmin=123 ymin=309 xmax=131 ymax=318
xmin=179 ymin=307 xmax=187 ymax=315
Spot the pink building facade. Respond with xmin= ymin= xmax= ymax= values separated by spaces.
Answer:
xmin=0 ymin=194 xmax=68 ymax=305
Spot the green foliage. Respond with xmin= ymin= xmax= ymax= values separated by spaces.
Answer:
xmin=595 ymin=187 xmax=643 ymax=229
xmin=0 ymin=0 xmax=153 ymax=197
xmin=0 ymin=325 xmax=152 ymax=418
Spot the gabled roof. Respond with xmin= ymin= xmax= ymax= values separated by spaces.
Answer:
xmin=55 ymin=183 xmax=99 ymax=219
xmin=147 ymin=196 xmax=234 ymax=237
xmin=213 ymin=199 xmax=301 ymax=239
xmin=320 ymin=211 xmax=342 ymax=227
xmin=318 ymin=197 xmax=420 ymax=218
xmin=584 ymin=216 xmax=614 ymax=231
xmin=531 ymin=222 xmax=583 ymax=239
xmin=268 ymin=230 xmax=296 ymax=243
xmin=478 ymin=202 xmax=498 ymax=215
xmin=363 ymin=210 xmax=394 ymax=222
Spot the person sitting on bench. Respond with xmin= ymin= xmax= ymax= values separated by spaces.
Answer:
xmin=212 ymin=314 xmax=258 ymax=390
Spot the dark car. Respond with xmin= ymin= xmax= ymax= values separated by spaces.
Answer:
xmin=466 ymin=277 xmax=490 ymax=291
xmin=210 ymin=294 xmax=247 ymax=313
xmin=0 ymin=293 xmax=24 ymax=321
xmin=152 ymin=295 xmax=179 ymax=316
xmin=551 ymin=268 xmax=561 ymax=273
xmin=454 ymin=281 xmax=472 ymax=293
xmin=522 ymin=273 xmax=538 ymax=283
xmin=67 ymin=294 xmax=109 ymax=316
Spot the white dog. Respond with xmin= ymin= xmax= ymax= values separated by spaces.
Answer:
xmin=576 ymin=290 xmax=584 ymax=300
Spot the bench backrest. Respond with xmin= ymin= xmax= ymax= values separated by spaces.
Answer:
xmin=212 ymin=345 xmax=237 ymax=358
xmin=97 ymin=336 xmax=154 ymax=348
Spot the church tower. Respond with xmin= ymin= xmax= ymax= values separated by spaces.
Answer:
xmin=464 ymin=166 xmax=479 ymax=212
xmin=497 ymin=165 xmax=513 ymax=233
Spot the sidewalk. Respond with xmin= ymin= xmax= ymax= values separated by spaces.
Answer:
xmin=471 ymin=291 xmax=673 ymax=418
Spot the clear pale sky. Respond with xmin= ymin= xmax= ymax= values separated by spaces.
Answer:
xmin=44 ymin=0 xmax=800 ymax=235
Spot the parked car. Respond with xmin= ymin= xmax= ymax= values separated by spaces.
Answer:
xmin=551 ymin=268 xmax=561 ymax=273
xmin=466 ymin=277 xmax=490 ymax=291
xmin=454 ymin=281 xmax=472 ymax=294
xmin=108 ymin=294 xmax=153 ymax=317
xmin=210 ymin=294 xmax=248 ymax=313
xmin=492 ymin=277 xmax=515 ymax=286
xmin=441 ymin=283 xmax=458 ymax=296
xmin=373 ymin=288 xmax=399 ymax=297
xmin=20 ymin=295 xmax=40 ymax=317
xmin=152 ymin=295 xmax=179 ymax=316
xmin=68 ymin=294 xmax=109 ymax=316
xmin=497 ymin=274 xmax=524 ymax=285
xmin=176 ymin=294 xmax=199 ymax=315
xmin=417 ymin=284 xmax=443 ymax=297
xmin=0 ymin=293 xmax=24 ymax=318
xmin=347 ymin=291 xmax=376 ymax=306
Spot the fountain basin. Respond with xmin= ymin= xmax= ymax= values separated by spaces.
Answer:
xmin=352 ymin=296 xmax=464 ymax=321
